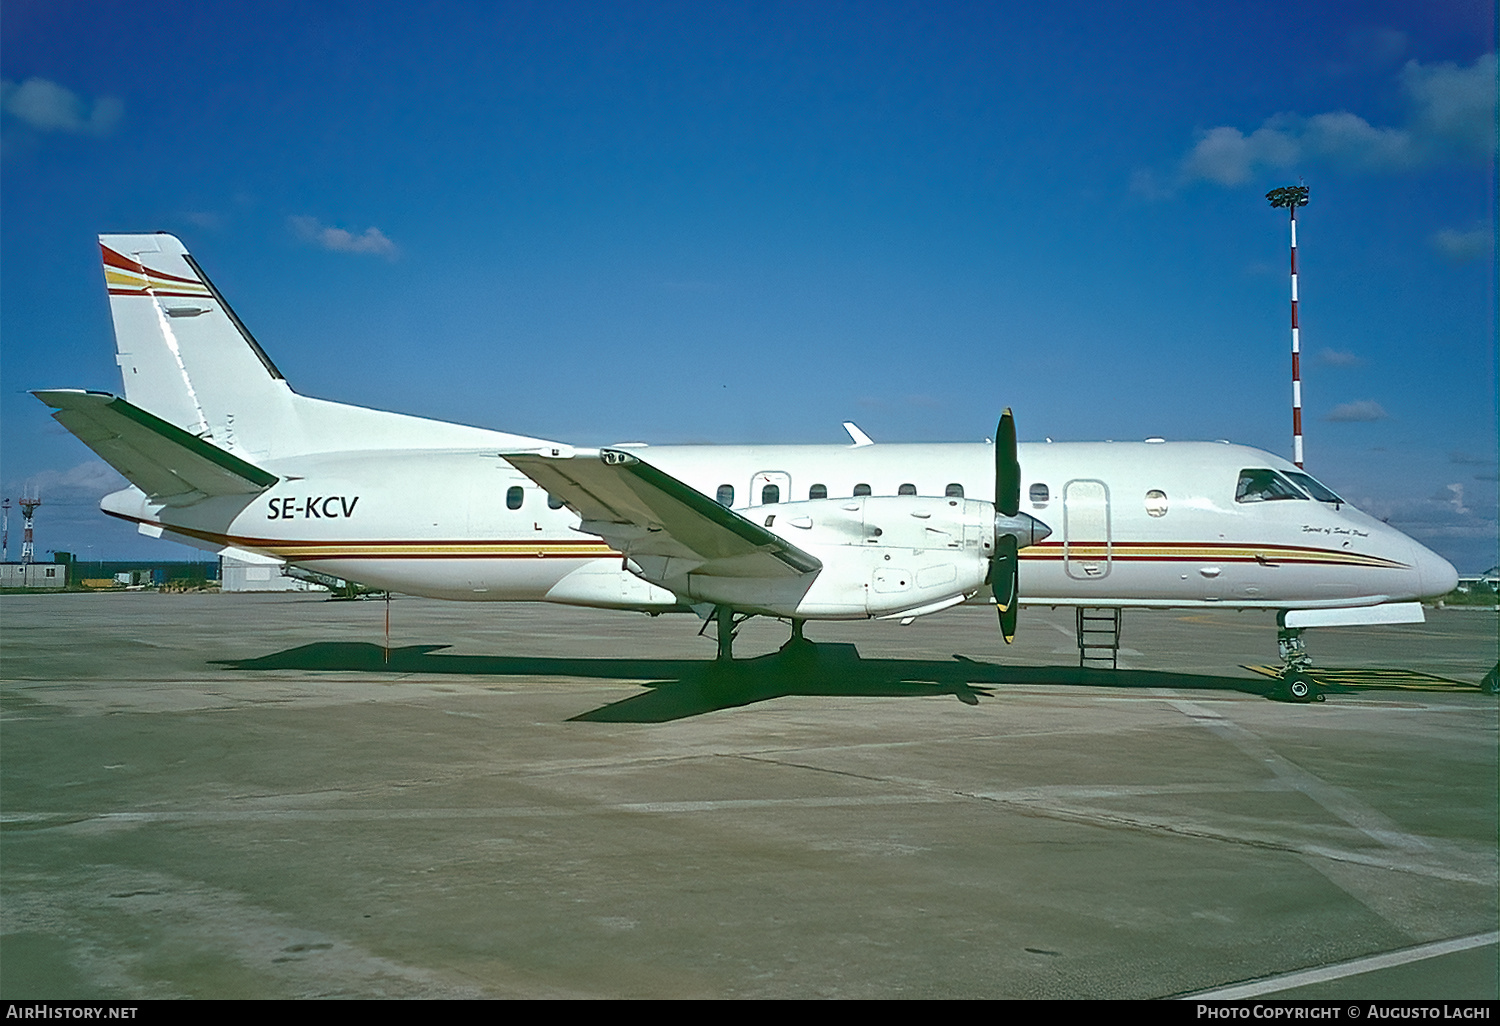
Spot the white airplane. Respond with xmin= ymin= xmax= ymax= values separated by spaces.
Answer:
xmin=36 ymin=233 xmax=1458 ymax=699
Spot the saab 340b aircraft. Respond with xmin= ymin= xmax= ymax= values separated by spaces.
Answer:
xmin=36 ymin=234 xmax=1458 ymax=698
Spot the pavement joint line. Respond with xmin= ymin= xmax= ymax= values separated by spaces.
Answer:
xmin=17 ymin=803 xmax=1487 ymax=884
xmin=1176 ymin=930 xmax=1500 ymax=999
xmin=962 ymin=797 xmax=1496 ymax=886
xmin=1167 ymin=699 xmax=1443 ymax=855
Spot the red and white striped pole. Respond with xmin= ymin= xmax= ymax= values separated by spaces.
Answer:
xmin=1268 ymin=185 xmax=1309 ymax=468
xmin=1289 ymin=204 xmax=1303 ymax=468
xmin=19 ymin=494 xmax=40 ymax=565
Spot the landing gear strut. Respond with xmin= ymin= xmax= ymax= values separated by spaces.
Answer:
xmin=1277 ymin=625 xmax=1312 ymax=671
xmin=778 ymin=617 xmax=815 ymax=657
xmin=715 ymin=605 xmax=737 ymax=661
xmin=1274 ymin=624 xmax=1323 ymax=702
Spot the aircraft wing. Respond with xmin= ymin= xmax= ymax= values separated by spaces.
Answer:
xmin=504 ymin=447 xmax=821 ymax=579
xmin=34 ymin=389 xmax=278 ymax=507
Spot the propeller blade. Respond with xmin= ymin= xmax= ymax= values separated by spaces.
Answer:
xmin=996 ymin=408 xmax=1020 ymax=517
xmin=993 ymin=533 xmax=1019 ymax=644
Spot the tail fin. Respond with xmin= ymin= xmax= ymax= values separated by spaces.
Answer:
xmin=102 ymin=233 xmax=294 ymax=457
xmin=100 ymin=233 xmax=551 ymax=458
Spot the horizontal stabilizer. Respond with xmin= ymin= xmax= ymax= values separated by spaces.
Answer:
xmin=505 ymin=447 xmax=821 ymax=579
xmin=34 ymin=389 xmax=278 ymax=507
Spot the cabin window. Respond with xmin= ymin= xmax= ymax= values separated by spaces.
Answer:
xmin=945 ymin=483 xmax=964 ymax=498
xmin=761 ymin=483 xmax=780 ymax=504
xmin=1284 ymin=471 xmax=1344 ymax=505
xmin=547 ymin=493 xmax=566 ymax=510
xmin=1235 ymin=469 xmax=1308 ymax=503
xmin=716 ymin=484 xmax=734 ymax=507
xmin=809 ymin=484 xmax=828 ymax=500
xmin=1145 ymin=489 xmax=1168 ymax=517
xmin=1029 ymin=483 xmax=1050 ymax=505
xmin=853 ymin=483 xmax=872 ymax=497
xmin=506 ymin=486 xmax=524 ymax=510
xmin=898 ymin=483 xmax=917 ymax=496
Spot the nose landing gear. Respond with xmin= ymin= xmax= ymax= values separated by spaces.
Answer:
xmin=1273 ymin=623 xmax=1324 ymax=701
xmin=1277 ymin=625 xmax=1311 ymax=671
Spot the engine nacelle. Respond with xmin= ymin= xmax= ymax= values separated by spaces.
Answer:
xmin=679 ymin=495 xmax=1048 ymax=620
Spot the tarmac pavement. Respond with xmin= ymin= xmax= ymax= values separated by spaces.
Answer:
xmin=2 ymin=592 xmax=1495 ymax=999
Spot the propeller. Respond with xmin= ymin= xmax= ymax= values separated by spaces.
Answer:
xmin=990 ymin=408 xmax=1047 ymax=644
xmin=996 ymin=407 xmax=1020 ymax=518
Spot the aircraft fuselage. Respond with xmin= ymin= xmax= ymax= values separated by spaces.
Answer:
xmin=102 ymin=438 xmax=1452 ymax=616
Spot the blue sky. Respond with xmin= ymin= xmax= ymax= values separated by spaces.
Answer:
xmin=3 ymin=0 xmax=1495 ymax=570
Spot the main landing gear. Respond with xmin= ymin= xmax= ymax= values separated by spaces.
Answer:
xmin=706 ymin=608 xmax=813 ymax=661
xmin=714 ymin=605 xmax=741 ymax=661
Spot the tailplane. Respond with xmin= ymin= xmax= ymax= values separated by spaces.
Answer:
xmin=34 ymin=389 xmax=277 ymax=507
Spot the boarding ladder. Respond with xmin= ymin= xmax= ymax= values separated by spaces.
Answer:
xmin=1076 ymin=607 xmax=1122 ymax=670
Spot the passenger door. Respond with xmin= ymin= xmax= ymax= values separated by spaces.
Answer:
xmin=1063 ymin=479 xmax=1112 ymax=580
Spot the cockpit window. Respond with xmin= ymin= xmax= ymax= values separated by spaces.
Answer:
xmin=1235 ymin=469 xmax=1309 ymax=503
xmin=1284 ymin=471 xmax=1344 ymax=505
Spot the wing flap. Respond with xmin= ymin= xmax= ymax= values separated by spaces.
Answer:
xmin=505 ymin=448 xmax=821 ymax=579
xmin=34 ymin=389 xmax=277 ymax=506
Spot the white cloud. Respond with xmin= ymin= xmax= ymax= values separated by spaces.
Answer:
xmin=180 ymin=211 xmax=223 ymax=231
xmin=1173 ymin=53 xmax=1496 ymax=188
xmin=1358 ymin=490 xmax=1497 ymax=545
xmin=1436 ymin=483 xmax=1470 ymax=516
xmin=1403 ymin=55 xmax=1499 ymax=154
xmin=1431 ymin=225 xmax=1491 ymax=264
xmin=1316 ymin=348 xmax=1364 ymax=367
xmin=289 ymin=216 xmax=399 ymax=259
xmin=1 ymin=77 xmax=122 ymax=135
xmin=1325 ymin=400 xmax=1388 ymax=422
xmin=1179 ymin=122 xmax=1300 ymax=186
xmin=7 ymin=460 xmax=124 ymax=499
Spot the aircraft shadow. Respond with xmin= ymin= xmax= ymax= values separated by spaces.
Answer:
xmin=212 ymin=641 xmax=1283 ymax=723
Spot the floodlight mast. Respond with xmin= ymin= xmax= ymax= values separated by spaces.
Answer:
xmin=1267 ymin=184 xmax=1309 ymax=468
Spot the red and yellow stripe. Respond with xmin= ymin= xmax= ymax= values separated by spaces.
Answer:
xmin=107 ymin=513 xmax=1408 ymax=571
xmin=105 ymin=514 xmax=617 ymax=562
xmin=1021 ymin=541 xmax=1407 ymax=570
xmin=102 ymin=244 xmax=213 ymax=299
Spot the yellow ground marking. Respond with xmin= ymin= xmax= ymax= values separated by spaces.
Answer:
xmin=1243 ymin=665 xmax=1484 ymax=691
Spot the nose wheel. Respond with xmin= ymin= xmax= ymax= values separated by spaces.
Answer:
xmin=1276 ymin=667 xmax=1324 ymax=703
xmin=1274 ymin=624 xmax=1324 ymax=702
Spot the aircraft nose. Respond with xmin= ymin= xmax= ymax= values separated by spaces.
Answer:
xmin=1412 ymin=541 xmax=1459 ymax=600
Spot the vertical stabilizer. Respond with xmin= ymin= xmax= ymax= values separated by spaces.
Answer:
xmin=99 ymin=232 xmax=553 ymax=459
xmin=102 ymin=233 xmax=295 ymax=458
